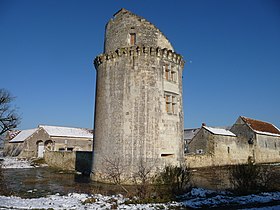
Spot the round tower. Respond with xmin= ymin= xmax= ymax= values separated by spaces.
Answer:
xmin=92 ymin=8 xmax=185 ymax=182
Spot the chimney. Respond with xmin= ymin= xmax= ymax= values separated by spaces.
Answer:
xmin=202 ymin=123 xmax=206 ymax=127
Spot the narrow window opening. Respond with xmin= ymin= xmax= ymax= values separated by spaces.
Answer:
xmin=130 ymin=33 xmax=136 ymax=45
xmin=161 ymin=154 xmax=174 ymax=157
xmin=172 ymin=96 xmax=176 ymax=114
xmin=165 ymin=64 xmax=170 ymax=80
xmin=227 ymin=147 xmax=230 ymax=154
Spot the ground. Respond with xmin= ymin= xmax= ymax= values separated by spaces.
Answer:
xmin=1 ymin=157 xmax=280 ymax=209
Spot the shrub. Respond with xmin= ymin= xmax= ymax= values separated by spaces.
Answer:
xmin=132 ymin=159 xmax=155 ymax=200
xmin=229 ymin=163 xmax=272 ymax=195
xmin=155 ymin=165 xmax=192 ymax=199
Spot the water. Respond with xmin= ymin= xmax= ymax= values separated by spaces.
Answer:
xmin=0 ymin=167 xmax=96 ymax=198
xmin=1 ymin=165 xmax=280 ymax=198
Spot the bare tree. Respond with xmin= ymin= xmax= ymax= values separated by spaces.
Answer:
xmin=132 ymin=158 xmax=156 ymax=199
xmin=0 ymin=89 xmax=20 ymax=136
xmin=101 ymin=156 xmax=129 ymax=193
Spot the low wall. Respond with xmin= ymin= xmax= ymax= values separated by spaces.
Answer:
xmin=44 ymin=151 xmax=92 ymax=173
xmin=185 ymin=154 xmax=215 ymax=168
xmin=185 ymin=154 xmax=248 ymax=168
xmin=44 ymin=151 xmax=76 ymax=170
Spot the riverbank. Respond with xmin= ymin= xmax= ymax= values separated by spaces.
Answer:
xmin=1 ymin=157 xmax=280 ymax=209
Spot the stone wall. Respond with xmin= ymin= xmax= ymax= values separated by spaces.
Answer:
xmin=185 ymin=152 xmax=248 ymax=168
xmin=44 ymin=150 xmax=76 ymax=170
xmin=188 ymin=129 xmax=209 ymax=154
xmin=254 ymin=134 xmax=280 ymax=163
xmin=44 ymin=150 xmax=92 ymax=172
xmin=51 ymin=136 xmax=93 ymax=152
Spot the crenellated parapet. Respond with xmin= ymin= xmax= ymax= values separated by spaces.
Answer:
xmin=94 ymin=45 xmax=185 ymax=69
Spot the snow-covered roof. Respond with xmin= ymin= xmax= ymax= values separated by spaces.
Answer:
xmin=203 ymin=126 xmax=236 ymax=137
xmin=9 ymin=128 xmax=38 ymax=143
xmin=38 ymin=125 xmax=93 ymax=138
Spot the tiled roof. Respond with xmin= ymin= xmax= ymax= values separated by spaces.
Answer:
xmin=241 ymin=116 xmax=280 ymax=136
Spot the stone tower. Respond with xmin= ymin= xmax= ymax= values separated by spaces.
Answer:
xmin=93 ymin=9 xmax=185 ymax=182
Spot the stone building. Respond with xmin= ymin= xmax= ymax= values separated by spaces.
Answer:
xmin=93 ymin=8 xmax=185 ymax=181
xmin=230 ymin=116 xmax=280 ymax=164
xmin=186 ymin=116 xmax=280 ymax=168
xmin=4 ymin=125 xmax=93 ymax=158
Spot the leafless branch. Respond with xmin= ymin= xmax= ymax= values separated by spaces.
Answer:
xmin=0 ymin=89 xmax=20 ymax=136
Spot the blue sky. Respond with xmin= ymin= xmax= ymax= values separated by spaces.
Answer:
xmin=1 ymin=0 xmax=280 ymax=130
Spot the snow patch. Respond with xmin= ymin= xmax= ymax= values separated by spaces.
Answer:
xmin=0 ymin=189 xmax=280 ymax=209
xmin=203 ymin=126 xmax=236 ymax=137
xmin=0 ymin=157 xmax=34 ymax=169
xmin=0 ymin=193 xmax=179 ymax=210
xmin=181 ymin=189 xmax=280 ymax=209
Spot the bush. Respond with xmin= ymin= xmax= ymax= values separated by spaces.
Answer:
xmin=229 ymin=163 xmax=272 ymax=195
xmin=131 ymin=159 xmax=155 ymax=200
xmin=155 ymin=165 xmax=192 ymax=199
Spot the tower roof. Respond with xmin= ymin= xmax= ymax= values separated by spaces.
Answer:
xmin=104 ymin=8 xmax=174 ymax=53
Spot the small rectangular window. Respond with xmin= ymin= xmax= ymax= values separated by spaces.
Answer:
xmin=130 ymin=33 xmax=136 ymax=45
xmin=171 ymin=71 xmax=177 ymax=82
xmin=165 ymin=93 xmax=177 ymax=114
xmin=164 ymin=64 xmax=178 ymax=82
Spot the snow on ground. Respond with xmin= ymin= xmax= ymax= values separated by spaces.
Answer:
xmin=0 ymin=157 xmax=34 ymax=169
xmin=1 ymin=189 xmax=280 ymax=210
xmin=0 ymin=193 xmax=179 ymax=210
xmin=181 ymin=188 xmax=280 ymax=209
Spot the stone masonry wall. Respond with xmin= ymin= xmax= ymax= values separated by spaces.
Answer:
xmin=44 ymin=150 xmax=76 ymax=170
xmin=44 ymin=150 xmax=93 ymax=172
xmin=254 ymin=134 xmax=280 ymax=163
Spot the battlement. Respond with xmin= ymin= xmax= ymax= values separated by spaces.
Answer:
xmin=94 ymin=45 xmax=185 ymax=69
